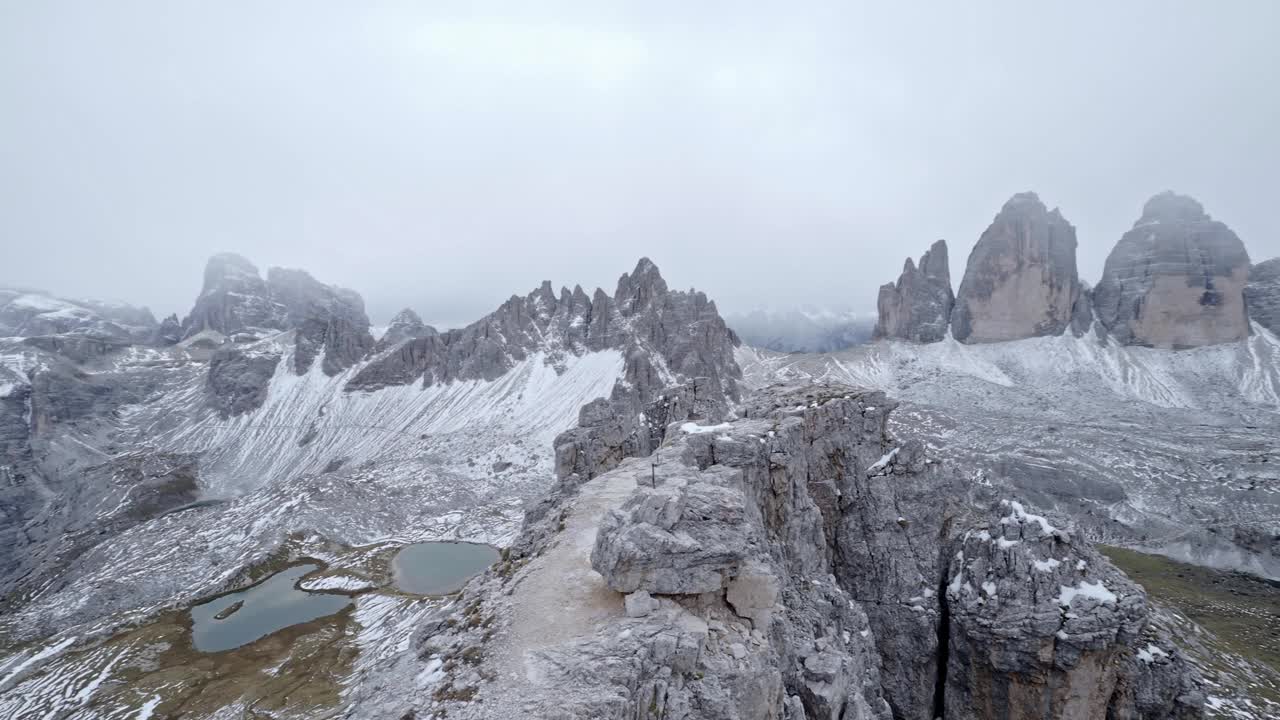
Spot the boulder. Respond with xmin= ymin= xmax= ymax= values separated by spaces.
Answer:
xmin=1094 ymin=192 xmax=1251 ymax=348
xmin=592 ymin=465 xmax=750 ymax=594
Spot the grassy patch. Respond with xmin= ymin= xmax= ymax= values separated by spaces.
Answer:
xmin=1101 ymin=545 xmax=1280 ymax=712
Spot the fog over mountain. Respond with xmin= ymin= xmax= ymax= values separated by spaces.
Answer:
xmin=5 ymin=5 xmax=1280 ymax=718
xmin=4 ymin=2 xmax=1280 ymax=325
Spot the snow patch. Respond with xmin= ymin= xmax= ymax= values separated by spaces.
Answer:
xmin=1136 ymin=644 xmax=1168 ymax=663
xmin=867 ymin=447 xmax=899 ymax=473
xmin=679 ymin=422 xmax=733 ymax=435
xmin=1057 ymin=581 xmax=1117 ymax=606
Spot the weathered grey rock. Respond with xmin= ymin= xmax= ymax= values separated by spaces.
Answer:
xmin=414 ymin=383 xmax=1204 ymax=720
xmin=943 ymin=498 xmax=1203 ymax=719
xmin=725 ymin=560 xmax=780 ymax=629
xmin=874 ymin=239 xmax=954 ymax=343
xmin=375 ymin=308 xmax=437 ymax=351
xmin=1070 ymin=282 xmax=1095 ymax=337
xmin=554 ymin=376 xmax=730 ymax=484
xmin=181 ymin=253 xmax=286 ymax=339
xmin=180 ymin=254 xmax=374 ymax=374
xmin=592 ymin=465 xmax=750 ymax=594
xmin=266 ymin=267 xmax=375 ymax=375
xmin=624 ymin=590 xmax=660 ymax=618
xmin=152 ymin=313 xmax=183 ymax=346
xmin=206 ymin=347 xmax=282 ymax=417
xmin=952 ymin=193 xmax=1083 ymax=343
xmin=350 ymin=259 xmax=738 ymax=400
xmin=1246 ymin=257 xmax=1280 ymax=336
xmin=1094 ymin=192 xmax=1252 ymax=348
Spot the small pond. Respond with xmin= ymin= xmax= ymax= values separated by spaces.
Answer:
xmin=393 ymin=541 xmax=499 ymax=595
xmin=189 ymin=563 xmax=353 ymax=653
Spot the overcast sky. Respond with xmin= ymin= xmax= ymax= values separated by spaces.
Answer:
xmin=3 ymin=2 xmax=1278 ymax=326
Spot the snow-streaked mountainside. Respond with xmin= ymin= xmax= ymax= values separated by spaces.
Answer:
xmin=738 ymin=325 xmax=1280 ymax=578
xmin=726 ymin=306 xmax=875 ymax=353
xmin=2 ymin=237 xmax=1278 ymax=719
xmin=0 ymin=256 xmax=740 ymax=718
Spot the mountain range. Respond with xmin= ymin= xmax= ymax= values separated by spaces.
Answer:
xmin=0 ymin=190 xmax=1277 ymax=719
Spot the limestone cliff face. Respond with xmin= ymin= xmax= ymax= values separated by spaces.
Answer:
xmin=1094 ymin=192 xmax=1252 ymax=349
xmin=181 ymin=253 xmax=287 ymax=340
xmin=411 ymin=383 xmax=1203 ymax=720
xmin=874 ymin=239 xmax=954 ymax=343
xmin=951 ymin=193 xmax=1083 ymax=343
xmin=265 ymin=267 xmax=375 ymax=375
xmin=1246 ymin=257 xmax=1280 ymax=336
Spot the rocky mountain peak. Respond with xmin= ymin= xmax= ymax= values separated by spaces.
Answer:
xmin=1138 ymin=190 xmax=1208 ymax=226
xmin=1001 ymin=190 xmax=1046 ymax=213
xmin=951 ymin=192 xmax=1083 ymax=343
xmin=1095 ymin=193 xmax=1251 ymax=348
xmin=874 ymin=239 xmax=954 ymax=343
xmin=615 ymin=256 xmax=669 ymax=315
xmin=263 ymin=266 xmax=374 ymax=375
xmin=201 ymin=252 xmax=261 ymax=288
xmin=376 ymin=308 xmax=436 ymax=352
xmin=182 ymin=253 xmax=284 ymax=340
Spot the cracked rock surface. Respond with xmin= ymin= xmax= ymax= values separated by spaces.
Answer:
xmin=409 ymin=383 xmax=1203 ymax=719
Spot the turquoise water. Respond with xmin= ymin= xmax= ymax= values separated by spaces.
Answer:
xmin=189 ymin=563 xmax=352 ymax=653
xmin=392 ymin=541 xmax=499 ymax=595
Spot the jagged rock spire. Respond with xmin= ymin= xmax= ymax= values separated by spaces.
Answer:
xmin=874 ymin=239 xmax=954 ymax=343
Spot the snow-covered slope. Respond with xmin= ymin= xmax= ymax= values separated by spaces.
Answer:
xmin=0 ymin=257 xmax=740 ymax=719
xmin=738 ymin=327 xmax=1280 ymax=580
xmin=0 ymin=339 xmax=627 ymax=719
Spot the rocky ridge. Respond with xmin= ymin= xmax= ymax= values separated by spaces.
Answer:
xmin=874 ymin=239 xmax=954 ymax=343
xmin=0 ymin=287 xmax=158 ymax=344
xmin=407 ymin=383 xmax=1202 ymax=720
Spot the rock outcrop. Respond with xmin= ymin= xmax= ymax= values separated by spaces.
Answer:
xmin=874 ymin=239 xmax=954 ymax=343
xmin=1246 ymin=257 xmax=1280 ymax=336
xmin=206 ymin=346 xmax=282 ymax=417
xmin=1094 ymin=192 xmax=1252 ymax=348
xmin=951 ymin=193 xmax=1083 ymax=343
xmin=152 ymin=313 xmax=183 ymax=346
xmin=265 ymin=267 xmax=375 ymax=375
xmin=411 ymin=383 xmax=1203 ymax=720
xmin=180 ymin=253 xmax=375 ymax=378
xmin=181 ymin=253 xmax=286 ymax=340
xmin=375 ymin=308 xmax=437 ymax=351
